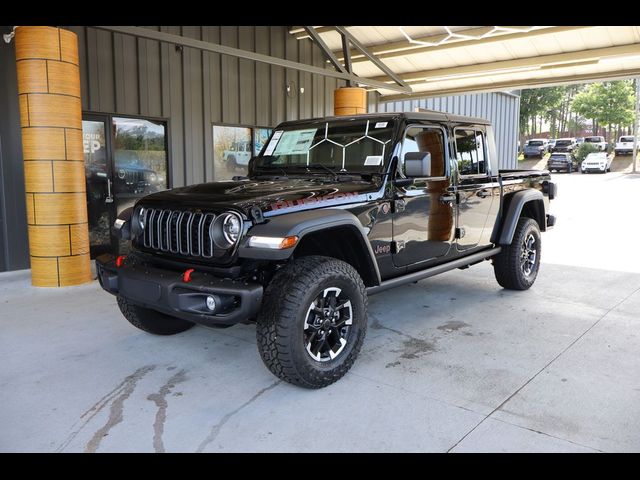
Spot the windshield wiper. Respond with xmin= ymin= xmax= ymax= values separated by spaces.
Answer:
xmin=305 ymin=163 xmax=340 ymax=181
xmin=256 ymin=165 xmax=288 ymax=178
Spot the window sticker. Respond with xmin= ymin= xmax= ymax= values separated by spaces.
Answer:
xmin=264 ymin=130 xmax=283 ymax=156
xmin=374 ymin=122 xmax=388 ymax=128
xmin=364 ymin=155 xmax=383 ymax=166
xmin=273 ymin=129 xmax=318 ymax=155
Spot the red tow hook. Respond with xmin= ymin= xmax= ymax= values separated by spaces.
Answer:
xmin=115 ymin=255 xmax=127 ymax=267
xmin=183 ymin=268 xmax=195 ymax=283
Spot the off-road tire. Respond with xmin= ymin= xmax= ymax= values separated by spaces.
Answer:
xmin=493 ymin=217 xmax=541 ymax=290
xmin=117 ymin=296 xmax=195 ymax=335
xmin=256 ymin=256 xmax=368 ymax=389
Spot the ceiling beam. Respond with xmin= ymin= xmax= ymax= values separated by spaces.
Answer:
xmin=380 ymin=68 xmax=640 ymax=101
xmin=367 ymin=43 xmax=640 ymax=84
xmin=303 ymin=26 xmax=348 ymax=75
xmin=334 ymin=26 xmax=408 ymax=88
xmin=336 ymin=26 xmax=593 ymax=64
xmin=93 ymin=26 xmax=412 ymax=94
xmin=290 ymin=26 xmax=344 ymax=40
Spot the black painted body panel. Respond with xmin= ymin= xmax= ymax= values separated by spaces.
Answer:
xmin=130 ymin=113 xmax=553 ymax=284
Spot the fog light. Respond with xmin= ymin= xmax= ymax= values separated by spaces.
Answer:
xmin=205 ymin=296 xmax=217 ymax=312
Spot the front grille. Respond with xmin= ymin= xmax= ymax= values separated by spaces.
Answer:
xmin=142 ymin=208 xmax=217 ymax=258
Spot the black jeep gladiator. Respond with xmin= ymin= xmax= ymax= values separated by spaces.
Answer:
xmin=96 ymin=112 xmax=557 ymax=388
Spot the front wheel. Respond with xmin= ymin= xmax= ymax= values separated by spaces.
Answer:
xmin=493 ymin=217 xmax=542 ymax=290
xmin=256 ymin=256 xmax=368 ymax=389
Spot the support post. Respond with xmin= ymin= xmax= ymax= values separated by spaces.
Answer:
xmin=14 ymin=26 xmax=91 ymax=286
xmin=334 ymin=87 xmax=367 ymax=116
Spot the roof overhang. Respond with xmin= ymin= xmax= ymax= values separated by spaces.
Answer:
xmin=290 ymin=26 xmax=640 ymax=99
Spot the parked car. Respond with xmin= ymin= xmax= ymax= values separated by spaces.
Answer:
xmin=583 ymin=136 xmax=607 ymax=152
xmin=581 ymin=152 xmax=612 ymax=173
xmin=552 ymin=138 xmax=577 ymax=154
xmin=523 ymin=139 xmax=549 ymax=158
xmin=614 ymin=135 xmax=638 ymax=156
xmin=547 ymin=138 xmax=557 ymax=151
xmin=97 ymin=112 xmax=557 ymax=389
xmin=224 ymin=140 xmax=252 ymax=169
xmin=547 ymin=152 xmax=577 ymax=173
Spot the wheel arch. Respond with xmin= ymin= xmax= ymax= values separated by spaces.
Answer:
xmin=238 ymin=208 xmax=381 ymax=287
xmin=493 ymin=190 xmax=546 ymax=245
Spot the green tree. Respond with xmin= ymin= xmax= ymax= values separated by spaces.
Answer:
xmin=572 ymin=81 xmax=635 ymax=143
xmin=519 ymin=87 xmax=564 ymax=139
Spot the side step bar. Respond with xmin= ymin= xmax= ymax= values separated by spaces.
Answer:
xmin=367 ymin=247 xmax=502 ymax=296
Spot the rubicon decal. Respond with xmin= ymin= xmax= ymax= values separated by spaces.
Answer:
xmin=270 ymin=192 xmax=359 ymax=211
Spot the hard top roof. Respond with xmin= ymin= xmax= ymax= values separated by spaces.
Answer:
xmin=277 ymin=111 xmax=490 ymax=128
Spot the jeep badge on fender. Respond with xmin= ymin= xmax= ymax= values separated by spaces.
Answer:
xmin=96 ymin=112 xmax=556 ymax=389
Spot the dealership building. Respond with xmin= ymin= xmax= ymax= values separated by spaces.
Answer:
xmin=0 ymin=26 xmax=522 ymax=279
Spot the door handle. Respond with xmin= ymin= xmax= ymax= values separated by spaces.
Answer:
xmin=106 ymin=178 xmax=114 ymax=203
xmin=477 ymin=190 xmax=491 ymax=198
xmin=440 ymin=194 xmax=456 ymax=204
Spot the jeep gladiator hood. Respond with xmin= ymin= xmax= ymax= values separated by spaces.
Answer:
xmin=137 ymin=177 xmax=382 ymax=217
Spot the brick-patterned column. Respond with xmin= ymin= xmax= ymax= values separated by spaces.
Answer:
xmin=15 ymin=26 xmax=91 ymax=287
xmin=334 ymin=87 xmax=367 ymax=116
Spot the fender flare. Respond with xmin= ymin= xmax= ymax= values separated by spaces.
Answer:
xmin=238 ymin=208 xmax=381 ymax=285
xmin=494 ymin=190 xmax=546 ymax=245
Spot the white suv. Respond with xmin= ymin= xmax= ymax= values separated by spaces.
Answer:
xmin=581 ymin=152 xmax=612 ymax=173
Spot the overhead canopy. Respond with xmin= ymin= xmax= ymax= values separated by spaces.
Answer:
xmin=290 ymin=26 xmax=640 ymax=100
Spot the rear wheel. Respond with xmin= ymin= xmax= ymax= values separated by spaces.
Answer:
xmin=256 ymin=256 xmax=367 ymax=389
xmin=117 ymin=296 xmax=195 ymax=335
xmin=493 ymin=217 xmax=541 ymax=290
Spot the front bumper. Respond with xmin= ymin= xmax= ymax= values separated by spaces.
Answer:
xmin=96 ymin=254 xmax=263 ymax=327
xmin=615 ymin=149 xmax=633 ymax=155
xmin=582 ymin=165 xmax=607 ymax=172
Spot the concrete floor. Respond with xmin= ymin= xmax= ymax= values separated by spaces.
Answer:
xmin=2 ymin=172 xmax=640 ymax=452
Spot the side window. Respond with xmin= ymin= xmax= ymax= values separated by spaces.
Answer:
xmin=400 ymin=127 xmax=446 ymax=178
xmin=455 ymin=128 xmax=487 ymax=175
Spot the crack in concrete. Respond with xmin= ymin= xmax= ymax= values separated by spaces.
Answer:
xmin=83 ymin=365 xmax=156 ymax=453
xmin=195 ymin=381 xmax=281 ymax=453
xmin=56 ymin=365 xmax=155 ymax=453
xmin=147 ymin=369 xmax=187 ymax=453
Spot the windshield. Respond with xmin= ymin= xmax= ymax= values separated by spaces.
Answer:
xmin=585 ymin=137 xmax=602 ymax=142
xmin=550 ymin=154 xmax=569 ymax=160
xmin=555 ymin=139 xmax=573 ymax=146
xmin=254 ymin=119 xmax=395 ymax=173
xmin=528 ymin=140 xmax=543 ymax=146
xmin=620 ymin=136 xmax=635 ymax=142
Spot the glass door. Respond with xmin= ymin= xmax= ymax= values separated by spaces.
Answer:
xmin=82 ymin=114 xmax=169 ymax=258
xmin=83 ymin=115 xmax=115 ymax=257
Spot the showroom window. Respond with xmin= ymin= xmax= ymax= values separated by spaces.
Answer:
xmin=213 ymin=124 xmax=272 ymax=180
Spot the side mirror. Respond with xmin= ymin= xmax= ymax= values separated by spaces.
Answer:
xmin=404 ymin=151 xmax=431 ymax=177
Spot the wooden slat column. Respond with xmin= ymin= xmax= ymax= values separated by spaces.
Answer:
xmin=334 ymin=87 xmax=366 ymax=116
xmin=15 ymin=26 xmax=91 ymax=287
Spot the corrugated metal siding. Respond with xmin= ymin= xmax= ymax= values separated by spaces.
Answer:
xmin=373 ymin=92 xmax=520 ymax=169
xmin=69 ymin=26 xmax=345 ymax=188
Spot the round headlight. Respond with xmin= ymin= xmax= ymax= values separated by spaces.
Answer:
xmin=223 ymin=214 xmax=241 ymax=243
xmin=211 ymin=212 xmax=242 ymax=248
xmin=149 ymin=173 xmax=157 ymax=182
xmin=138 ymin=207 xmax=147 ymax=230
